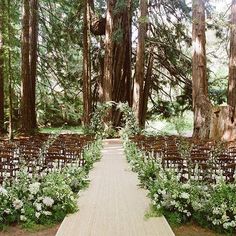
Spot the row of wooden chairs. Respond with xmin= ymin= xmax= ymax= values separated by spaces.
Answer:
xmin=130 ymin=135 xmax=236 ymax=182
xmin=0 ymin=134 xmax=95 ymax=183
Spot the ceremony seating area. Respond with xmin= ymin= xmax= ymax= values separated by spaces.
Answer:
xmin=0 ymin=134 xmax=95 ymax=183
xmin=130 ymin=135 xmax=236 ymax=182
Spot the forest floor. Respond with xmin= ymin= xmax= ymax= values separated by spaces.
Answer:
xmin=0 ymin=221 xmax=226 ymax=236
xmin=173 ymin=224 xmax=224 ymax=236
xmin=0 ymin=224 xmax=59 ymax=236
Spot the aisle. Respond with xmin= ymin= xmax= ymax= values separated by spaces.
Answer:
xmin=56 ymin=139 xmax=175 ymax=236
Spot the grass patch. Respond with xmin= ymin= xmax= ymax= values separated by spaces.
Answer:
xmin=39 ymin=126 xmax=83 ymax=134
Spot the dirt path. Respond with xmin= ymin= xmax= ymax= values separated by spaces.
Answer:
xmin=56 ymin=139 xmax=174 ymax=236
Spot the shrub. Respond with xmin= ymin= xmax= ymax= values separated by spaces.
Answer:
xmin=124 ymin=138 xmax=236 ymax=234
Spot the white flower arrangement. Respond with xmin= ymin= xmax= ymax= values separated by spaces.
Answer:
xmin=124 ymin=138 xmax=236 ymax=233
xmin=180 ymin=192 xmax=190 ymax=199
xmin=29 ymin=182 xmax=41 ymax=195
xmin=35 ymin=212 xmax=41 ymax=218
xmin=42 ymin=196 xmax=54 ymax=207
xmin=20 ymin=215 xmax=27 ymax=221
xmin=42 ymin=211 xmax=52 ymax=216
xmin=0 ymin=187 xmax=8 ymax=196
xmin=13 ymin=199 xmax=23 ymax=210
xmin=34 ymin=202 xmax=42 ymax=211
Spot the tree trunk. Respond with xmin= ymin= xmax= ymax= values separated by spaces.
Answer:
xmin=29 ymin=0 xmax=38 ymax=129
xmin=192 ymin=0 xmax=212 ymax=139
xmin=7 ymin=0 xmax=13 ymax=139
xmin=112 ymin=0 xmax=132 ymax=127
xmin=133 ymin=0 xmax=148 ymax=127
xmin=21 ymin=0 xmax=32 ymax=133
xmin=217 ymin=0 xmax=236 ymax=141
xmin=82 ymin=0 xmax=92 ymax=126
xmin=210 ymin=106 xmax=236 ymax=141
xmin=103 ymin=0 xmax=114 ymax=121
xmin=140 ymin=48 xmax=154 ymax=128
xmin=0 ymin=6 xmax=4 ymax=133
xmin=228 ymin=0 xmax=236 ymax=107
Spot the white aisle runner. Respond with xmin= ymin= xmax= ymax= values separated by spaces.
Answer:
xmin=56 ymin=139 xmax=175 ymax=236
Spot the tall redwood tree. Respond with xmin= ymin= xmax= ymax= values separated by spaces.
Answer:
xmin=82 ymin=0 xmax=92 ymax=126
xmin=133 ymin=0 xmax=148 ymax=127
xmin=192 ymin=0 xmax=212 ymax=139
xmin=29 ymin=0 xmax=38 ymax=129
xmin=228 ymin=0 xmax=236 ymax=108
xmin=220 ymin=0 xmax=236 ymax=141
xmin=21 ymin=0 xmax=38 ymax=133
xmin=0 ymin=5 xmax=4 ymax=133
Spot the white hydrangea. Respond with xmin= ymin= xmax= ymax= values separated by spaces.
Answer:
xmin=43 ymin=211 xmax=52 ymax=216
xmin=170 ymin=200 xmax=177 ymax=206
xmin=182 ymin=183 xmax=190 ymax=189
xmin=34 ymin=203 xmax=42 ymax=211
xmin=42 ymin=196 xmax=54 ymax=207
xmin=212 ymin=207 xmax=220 ymax=215
xmin=222 ymin=214 xmax=230 ymax=222
xmin=13 ymin=199 xmax=23 ymax=210
xmin=158 ymin=189 xmax=166 ymax=195
xmin=20 ymin=215 xmax=27 ymax=221
xmin=212 ymin=219 xmax=221 ymax=225
xmin=0 ymin=186 xmax=8 ymax=195
xmin=180 ymin=192 xmax=190 ymax=199
xmin=230 ymin=220 xmax=236 ymax=227
xmin=4 ymin=209 xmax=11 ymax=214
xmin=35 ymin=212 xmax=41 ymax=218
xmin=223 ymin=222 xmax=231 ymax=229
xmin=29 ymin=182 xmax=41 ymax=195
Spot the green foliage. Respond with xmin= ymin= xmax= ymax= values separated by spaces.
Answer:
xmin=114 ymin=0 xmax=126 ymax=14
xmin=168 ymin=116 xmax=192 ymax=136
xmin=0 ymin=138 xmax=102 ymax=229
xmin=123 ymin=138 xmax=236 ymax=234
xmin=118 ymin=102 xmax=140 ymax=136
xmin=112 ymin=28 xmax=123 ymax=43
xmin=87 ymin=102 xmax=113 ymax=137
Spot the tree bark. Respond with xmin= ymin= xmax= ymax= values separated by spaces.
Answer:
xmin=29 ymin=0 xmax=38 ymax=129
xmin=218 ymin=0 xmax=236 ymax=141
xmin=21 ymin=0 xmax=32 ymax=133
xmin=0 ymin=6 xmax=4 ymax=133
xmin=133 ymin=0 xmax=148 ymax=127
xmin=228 ymin=0 xmax=236 ymax=107
xmin=210 ymin=106 xmax=236 ymax=141
xmin=192 ymin=0 xmax=212 ymax=139
xmin=140 ymin=48 xmax=154 ymax=127
xmin=103 ymin=0 xmax=114 ymax=121
xmin=7 ymin=0 xmax=13 ymax=139
xmin=112 ymin=0 xmax=132 ymax=126
xmin=82 ymin=0 xmax=92 ymax=125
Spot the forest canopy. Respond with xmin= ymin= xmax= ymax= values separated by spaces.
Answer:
xmin=0 ymin=0 xmax=234 ymax=140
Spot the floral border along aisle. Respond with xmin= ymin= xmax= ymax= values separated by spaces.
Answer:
xmin=0 ymin=138 xmax=102 ymax=230
xmin=123 ymin=139 xmax=236 ymax=235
